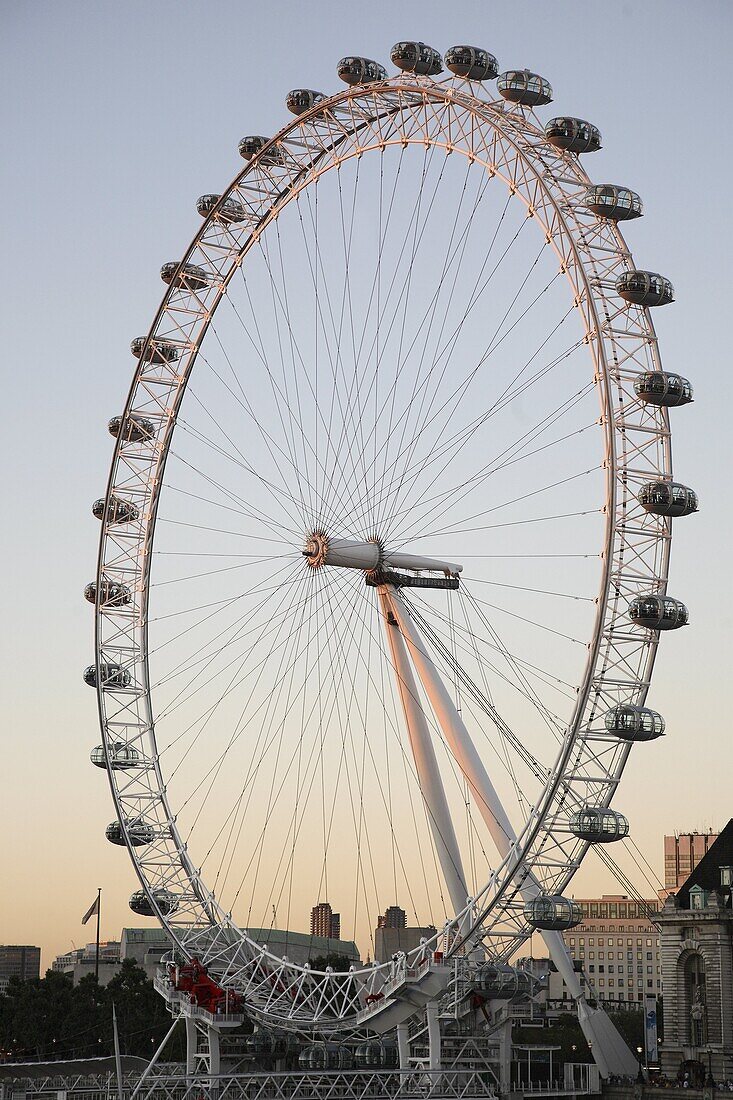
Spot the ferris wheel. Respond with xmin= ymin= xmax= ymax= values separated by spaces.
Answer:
xmin=87 ymin=40 xmax=696 ymax=1048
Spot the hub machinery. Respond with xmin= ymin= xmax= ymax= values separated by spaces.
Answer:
xmin=88 ymin=39 xmax=696 ymax=1078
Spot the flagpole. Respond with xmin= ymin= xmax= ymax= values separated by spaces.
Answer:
xmin=95 ymin=887 xmax=101 ymax=983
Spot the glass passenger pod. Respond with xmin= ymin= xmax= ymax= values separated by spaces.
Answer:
xmin=336 ymin=57 xmax=388 ymax=86
xmin=129 ymin=889 xmax=179 ymax=917
xmin=497 ymin=70 xmax=553 ymax=106
xmin=286 ymin=89 xmax=327 ymax=116
xmin=108 ymin=413 xmax=156 ymax=443
xmin=616 ymin=270 xmax=674 ymax=307
xmin=568 ymin=807 xmax=629 ymax=843
xmin=238 ymin=136 xmax=282 ymax=164
xmin=524 ymin=895 xmax=582 ymax=931
xmin=299 ymin=1044 xmax=355 ymax=1071
xmin=390 ymin=41 xmax=443 ymax=76
xmin=92 ymin=496 xmax=139 ymax=525
xmin=196 ymin=194 xmax=247 ymax=224
xmin=638 ymin=481 xmax=698 ymax=517
xmin=604 ymin=704 xmax=666 ymax=742
xmin=584 ymin=184 xmax=643 ymax=221
xmin=130 ymin=336 xmax=180 ymax=363
xmin=628 ymin=594 xmax=689 ymax=630
xmin=90 ymin=741 xmax=142 ymax=770
xmin=475 ymin=963 xmax=534 ymax=998
xmin=545 ymin=117 xmax=601 ymax=154
xmin=354 ymin=1041 xmax=399 ymax=1069
xmin=634 ymin=371 xmax=693 ymax=407
xmin=160 ymin=262 xmax=209 ymax=291
xmin=105 ymin=819 xmax=155 ymax=847
xmin=84 ymin=580 xmax=132 ymax=608
xmin=445 ymin=45 xmax=499 ymax=81
xmin=83 ymin=663 xmax=132 ymax=690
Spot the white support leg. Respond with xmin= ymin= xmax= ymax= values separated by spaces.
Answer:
xmin=387 ymin=590 xmax=636 ymax=1079
xmin=396 ymin=1022 xmax=410 ymax=1070
xmin=378 ymin=587 xmax=469 ymax=922
xmin=185 ymin=1016 xmax=197 ymax=1078
xmin=426 ymin=1000 xmax=442 ymax=1071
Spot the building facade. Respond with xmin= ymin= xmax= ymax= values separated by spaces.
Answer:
xmin=0 ymin=946 xmax=41 ymax=986
xmin=562 ymin=895 xmax=661 ymax=1007
xmin=657 ymin=821 xmax=733 ymax=1084
xmin=377 ymin=906 xmax=407 ymax=930
xmin=664 ymin=832 xmax=720 ymax=893
xmin=310 ymin=902 xmax=340 ymax=941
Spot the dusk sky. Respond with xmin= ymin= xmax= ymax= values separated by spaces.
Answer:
xmin=2 ymin=0 xmax=731 ymax=969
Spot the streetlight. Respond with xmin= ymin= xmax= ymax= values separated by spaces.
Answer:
xmin=637 ymin=1046 xmax=645 ymax=1083
xmin=705 ymin=1047 xmax=714 ymax=1087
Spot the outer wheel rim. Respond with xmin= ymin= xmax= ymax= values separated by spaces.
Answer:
xmin=93 ymin=73 xmax=672 ymax=1030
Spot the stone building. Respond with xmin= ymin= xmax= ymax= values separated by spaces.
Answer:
xmin=657 ymin=819 xmax=733 ymax=1084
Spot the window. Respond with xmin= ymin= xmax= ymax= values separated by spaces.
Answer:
xmin=598 ymin=965 xmax=605 ymax=974
xmin=608 ymin=952 xmax=614 ymax=960
xmin=617 ymin=939 xmax=623 ymax=946
xmin=646 ymin=938 xmax=653 ymax=947
xmin=609 ymin=966 xmax=615 ymax=974
xmin=647 ymin=979 xmax=653 ymax=988
xmin=609 ymin=978 xmax=615 ymax=987
xmin=647 ymin=966 xmax=653 ymax=974
xmin=619 ymin=979 xmax=625 ymax=987
xmin=588 ymin=965 xmax=595 ymax=973
xmin=579 ymin=938 xmax=585 ymax=946
xmin=589 ymin=938 xmax=595 ymax=946
xmin=589 ymin=952 xmax=595 ymax=960
xmin=569 ymin=938 xmax=576 ymax=946
xmin=647 ymin=952 xmax=653 ymax=961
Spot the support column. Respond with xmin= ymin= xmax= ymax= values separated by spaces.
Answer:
xmin=426 ymin=1000 xmax=442 ymax=1071
xmin=498 ymin=1016 xmax=512 ymax=1098
xmin=379 ymin=587 xmax=469 ymax=922
xmin=387 ymin=590 xmax=636 ymax=1079
xmin=396 ymin=1022 xmax=410 ymax=1070
xmin=185 ymin=1015 xmax=197 ymax=1078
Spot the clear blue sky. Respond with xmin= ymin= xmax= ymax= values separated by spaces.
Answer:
xmin=2 ymin=0 xmax=731 ymax=967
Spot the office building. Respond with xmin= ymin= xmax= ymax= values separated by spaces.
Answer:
xmin=562 ymin=894 xmax=661 ymax=1007
xmin=0 ymin=946 xmax=41 ymax=984
xmin=664 ymin=831 xmax=720 ymax=893
xmin=310 ymin=902 xmax=340 ymax=940
xmin=377 ymin=906 xmax=407 ymax=929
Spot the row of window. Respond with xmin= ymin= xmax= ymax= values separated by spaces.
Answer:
xmin=578 ymin=904 xmax=658 ymax=918
xmin=587 ymin=964 xmax=658 ymax=975
xmin=568 ymin=937 xmax=655 ymax=947
xmin=590 ymin=978 xmax=660 ymax=989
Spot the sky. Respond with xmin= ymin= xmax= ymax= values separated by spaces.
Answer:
xmin=1 ymin=0 xmax=732 ymax=971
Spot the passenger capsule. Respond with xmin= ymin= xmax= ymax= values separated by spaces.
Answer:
xmin=130 ymin=336 xmax=180 ymax=363
xmin=585 ymin=184 xmax=643 ymax=221
xmin=604 ymin=704 xmax=666 ymax=742
xmin=390 ymin=42 xmax=443 ymax=76
xmin=108 ymin=413 xmax=156 ymax=443
xmin=475 ymin=963 xmax=535 ymax=998
xmin=545 ymin=117 xmax=601 ymax=154
xmin=160 ymin=262 xmax=209 ymax=291
xmin=92 ymin=496 xmax=139 ymax=525
xmin=84 ymin=580 xmax=132 ymax=608
xmin=634 ymin=371 xmax=693 ymax=408
xmin=638 ymin=481 xmax=698 ymax=517
xmin=628 ymin=594 xmax=689 ymax=630
xmin=354 ymin=1041 xmax=399 ymax=1069
xmin=497 ymin=70 xmax=553 ymax=106
xmin=90 ymin=741 xmax=142 ymax=770
xmin=238 ymin=136 xmax=282 ymax=164
xmin=299 ymin=1044 xmax=354 ymax=1071
xmin=445 ymin=45 xmax=498 ymax=81
xmin=337 ymin=57 xmax=388 ymax=86
xmin=83 ymin=663 xmax=132 ymax=690
xmin=129 ymin=889 xmax=179 ymax=917
xmin=568 ymin=807 xmax=629 ymax=843
xmin=616 ymin=270 xmax=674 ymax=307
xmin=286 ymin=89 xmax=327 ymax=116
xmin=196 ymin=194 xmax=247 ymax=224
xmin=105 ymin=819 xmax=155 ymax=847
xmin=524 ymin=895 xmax=582 ymax=931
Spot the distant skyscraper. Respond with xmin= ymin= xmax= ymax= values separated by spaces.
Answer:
xmin=310 ymin=901 xmax=340 ymax=940
xmin=0 ymin=945 xmax=41 ymax=983
xmin=377 ymin=906 xmax=407 ymax=929
xmin=664 ymin=831 xmax=720 ymax=891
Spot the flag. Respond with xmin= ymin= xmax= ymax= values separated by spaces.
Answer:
xmin=82 ymin=894 xmax=100 ymax=925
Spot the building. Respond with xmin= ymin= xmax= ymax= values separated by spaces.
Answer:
xmin=0 ymin=946 xmax=41 ymax=985
xmin=245 ymin=928 xmax=360 ymax=966
xmin=310 ymin=902 xmax=340 ymax=941
xmin=657 ymin=820 xmax=733 ymax=1084
xmin=120 ymin=927 xmax=172 ymax=979
xmin=664 ymin=831 xmax=720 ymax=893
xmin=377 ymin=906 xmax=407 ymax=929
xmin=374 ymin=924 xmax=437 ymax=963
xmin=561 ymin=895 xmax=661 ymax=1007
xmin=51 ymin=941 xmax=121 ymax=985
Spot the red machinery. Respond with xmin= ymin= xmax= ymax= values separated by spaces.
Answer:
xmin=169 ymin=958 xmax=244 ymax=1014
